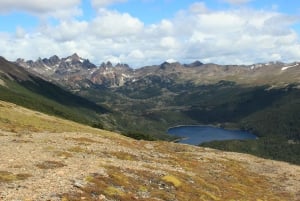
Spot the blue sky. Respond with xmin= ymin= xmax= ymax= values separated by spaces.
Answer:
xmin=0 ymin=0 xmax=300 ymax=67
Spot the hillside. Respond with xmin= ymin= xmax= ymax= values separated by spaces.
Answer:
xmin=0 ymin=57 xmax=108 ymax=126
xmin=0 ymin=100 xmax=299 ymax=200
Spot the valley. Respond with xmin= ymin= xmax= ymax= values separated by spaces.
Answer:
xmin=1 ymin=54 xmax=300 ymax=165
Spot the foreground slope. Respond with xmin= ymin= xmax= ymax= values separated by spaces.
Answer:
xmin=0 ymin=100 xmax=299 ymax=201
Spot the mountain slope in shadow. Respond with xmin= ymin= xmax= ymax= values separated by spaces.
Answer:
xmin=0 ymin=56 xmax=108 ymax=125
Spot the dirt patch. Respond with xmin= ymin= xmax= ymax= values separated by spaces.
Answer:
xmin=0 ymin=78 xmax=6 ymax=87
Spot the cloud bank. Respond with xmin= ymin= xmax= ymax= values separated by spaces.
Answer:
xmin=0 ymin=1 xmax=300 ymax=67
xmin=222 ymin=0 xmax=252 ymax=5
xmin=91 ymin=0 xmax=127 ymax=8
xmin=0 ymin=0 xmax=81 ymax=17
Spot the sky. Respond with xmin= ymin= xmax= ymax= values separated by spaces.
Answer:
xmin=0 ymin=0 xmax=300 ymax=67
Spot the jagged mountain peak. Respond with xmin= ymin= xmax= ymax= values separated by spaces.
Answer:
xmin=115 ymin=63 xmax=130 ymax=69
xmin=49 ymin=55 xmax=60 ymax=61
xmin=184 ymin=60 xmax=203 ymax=67
xmin=13 ymin=54 xmax=300 ymax=90
xmin=42 ymin=55 xmax=60 ymax=66
xmin=160 ymin=61 xmax=181 ymax=69
xmin=71 ymin=53 xmax=79 ymax=58
xmin=100 ymin=61 xmax=113 ymax=68
xmin=59 ymin=54 xmax=97 ymax=69
xmin=100 ymin=61 xmax=130 ymax=70
xmin=68 ymin=53 xmax=81 ymax=61
xmin=64 ymin=53 xmax=83 ymax=63
xmin=0 ymin=56 xmax=32 ymax=81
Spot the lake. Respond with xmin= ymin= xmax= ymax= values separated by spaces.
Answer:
xmin=167 ymin=125 xmax=257 ymax=145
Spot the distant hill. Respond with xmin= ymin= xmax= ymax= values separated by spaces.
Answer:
xmin=0 ymin=56 xmax=108 ymax=126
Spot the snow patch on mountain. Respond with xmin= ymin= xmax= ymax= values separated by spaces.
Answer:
xmin=281 ymin=63 xmax=299 ymax=71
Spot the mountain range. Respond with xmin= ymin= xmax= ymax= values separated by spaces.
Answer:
xmin=16 ymin=53 xmax=300 ymax=89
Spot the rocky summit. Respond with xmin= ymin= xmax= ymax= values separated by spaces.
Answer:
xmin=16 ymin=54 xmax=132 ymax=88
xmin=16 ymin=54 xmax=300 ymax=90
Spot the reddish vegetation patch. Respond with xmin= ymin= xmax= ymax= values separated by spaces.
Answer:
xmin=35 ymin=161 xmax=66 ymax=169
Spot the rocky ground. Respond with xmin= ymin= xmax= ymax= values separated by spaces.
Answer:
xmin=0 ymin=101 xmax=299 ymax=201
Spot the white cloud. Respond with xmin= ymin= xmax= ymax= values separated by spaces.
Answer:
xmin=194 ymin=12 xmax=244 ymax=32
xmin=189 ymin=2 xmax=208 ymax=14
xmin=40 ymin=20 xmax=89 ymax=42
xmin=0 ymin=0 xmax=82 ymax=21
xmin=144 ymin=22 xmax=170 ymax=38
xmin=0 ymin=0 xmax=80 ymax=14
xmin=91 ymin=0 xmax=127 ymax=8
xmin=160 ymin=37 xmax=179 ymax=49
xmin=128 ymin=50 xmax=145 ymax=59
xmin=89 ymin=9 xmax=144 ymax=37
xmin=174 ymin=9 xmax=300 ymax=64
xmin=1 ymin=3 xmax=300 ymax=68
xmin=159 ymin=20 xmax=174 ymax=35
xmin=222 ymin=0 xmax=252 ymax=5
xmin=15 ymin=26 xmax=26 ymax=38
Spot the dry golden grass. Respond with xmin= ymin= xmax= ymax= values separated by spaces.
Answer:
xmin=0 ymin=100 xmax=118 ymax=137
xmin=0 ymin=171 xmax=31 ymax=182
xmin=65 ymin=137 xmax=99 ymax=143
xmin=53 ymin=151 xmax=73 ymax=159
xmin=161 ymin=175 xmax=182 ymax=187
xmin=35 ymin=161 xmax=66 ymax=169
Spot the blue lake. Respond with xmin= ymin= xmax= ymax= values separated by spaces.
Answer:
xmin=167 ymin=125 xmax=257 ymax=145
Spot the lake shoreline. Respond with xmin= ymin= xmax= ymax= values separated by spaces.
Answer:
xmin=167 ymin=123 xmax=247 ymax=132
xmin=167 ymin=125 xmax=257 ymax=145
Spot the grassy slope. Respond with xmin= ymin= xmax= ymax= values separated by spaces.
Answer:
xmin=0 ymin=76 xmax=108 ymax=126
xmin=0 ymin=100 xmax=299 ymax=200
